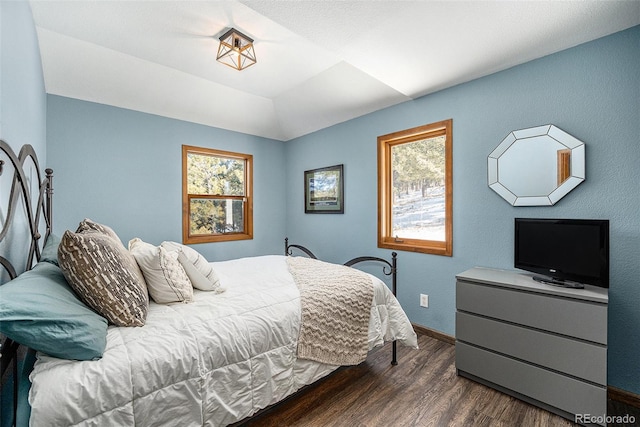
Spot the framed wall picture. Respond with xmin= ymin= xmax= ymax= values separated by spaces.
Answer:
xmin=304 ymin=164 xmax=344 ymax=214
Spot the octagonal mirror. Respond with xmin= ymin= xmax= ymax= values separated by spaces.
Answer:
xmin=488 ymin=125 xmax=585 ymax=206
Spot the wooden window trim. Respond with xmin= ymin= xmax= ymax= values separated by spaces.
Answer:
xmin=377 ymin=119 xmax=453 ymax=256
xmin=182 ymin=145 xmax=253 ymax=244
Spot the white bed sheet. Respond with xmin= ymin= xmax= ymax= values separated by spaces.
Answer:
xmin=28 ymin=255 xmax=417 ymax=426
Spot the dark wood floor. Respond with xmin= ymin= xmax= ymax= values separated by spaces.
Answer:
xmin=240 ymin=334 xmax=639 ymax=427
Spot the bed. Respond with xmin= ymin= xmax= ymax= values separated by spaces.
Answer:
xmin=0 ymin=140 xmax=418 ymax=426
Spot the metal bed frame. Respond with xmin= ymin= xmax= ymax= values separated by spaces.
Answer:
xmin=0 ymin=140 xmax=54 ymax=427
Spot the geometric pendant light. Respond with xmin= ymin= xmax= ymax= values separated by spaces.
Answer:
xmin=216 ymin=28 xmax=257 ymax=71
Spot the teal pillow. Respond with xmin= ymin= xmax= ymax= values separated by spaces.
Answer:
xmin=40 ymin=233 xmax=60 ymax=266
xmin=0 ymin=262 xmax=107 ymax=360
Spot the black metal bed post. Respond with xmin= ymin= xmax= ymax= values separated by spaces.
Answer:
xmin=284 ymin=237 xmax=318 ymax=259
xmin=45 ymin=168 xmax=53 ymax=242
xmin=391 ymin=252 xmax=398 ymax=366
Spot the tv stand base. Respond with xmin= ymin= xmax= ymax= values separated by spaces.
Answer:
xmin=532 ymin=275 xmax=584 ymax=289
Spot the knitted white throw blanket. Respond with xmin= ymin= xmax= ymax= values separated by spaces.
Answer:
xmin=287 ymin=256 xmax=374 ymax=366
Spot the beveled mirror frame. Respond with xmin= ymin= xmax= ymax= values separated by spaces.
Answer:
xmin=488 ymin=124 xmax=585 ymax=206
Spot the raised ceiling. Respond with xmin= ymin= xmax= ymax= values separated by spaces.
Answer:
xmin=30 ymin=1 xmax=640 ymax=141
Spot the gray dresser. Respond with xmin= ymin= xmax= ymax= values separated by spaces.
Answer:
xmin=455 ymin=267 xmax=608 ymax=425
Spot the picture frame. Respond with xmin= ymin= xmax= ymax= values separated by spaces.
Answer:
xmin=304 ymin=164 xmax=344 ymax=214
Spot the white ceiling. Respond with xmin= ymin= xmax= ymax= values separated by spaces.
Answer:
xmin=30 ymin=1 xmax=640 ymax=142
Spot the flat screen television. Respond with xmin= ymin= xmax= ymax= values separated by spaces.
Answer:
xmin=514 ymin=218 xmax=609 ymax=289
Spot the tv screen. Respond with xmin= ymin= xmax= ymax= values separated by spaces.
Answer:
xmin=514 ymin=218 xmax=609 ymax=288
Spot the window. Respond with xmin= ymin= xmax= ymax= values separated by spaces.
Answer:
xmin=182 ymin=145 xmax=253 ymax=244
xmin=377 ymin=119 xmax=452 ymax=256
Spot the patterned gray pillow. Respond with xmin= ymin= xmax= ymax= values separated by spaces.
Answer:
xmin=58 ymin=230 xmax=149 ymax=327
xmin=76 ymin=218 xmax=121 ymax=242
xmin=75 ymin=219 xmax=147 ymax=287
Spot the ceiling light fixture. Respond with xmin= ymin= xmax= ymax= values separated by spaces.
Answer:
xmin=216 ymin=28 xmax=256 ymax=71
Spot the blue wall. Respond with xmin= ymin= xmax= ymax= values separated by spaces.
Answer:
xmin=285 ymin=26 xmax=640 ymax=394
xmin=0 ymin=0 xmax=46 ymax=153
xmin=46 ymin=97 xmax=286 ymax=261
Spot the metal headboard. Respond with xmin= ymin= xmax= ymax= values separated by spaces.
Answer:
xmin=0 ymin=140 xmax=53 ymax=281
xmin=0 ymin=140 xmax=53 ymax=425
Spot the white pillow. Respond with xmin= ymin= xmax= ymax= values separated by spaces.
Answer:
xmin=161 ymin=241 xmax=224 ymax=293
xmin=128 ymin=238 xmax=193 ymax=304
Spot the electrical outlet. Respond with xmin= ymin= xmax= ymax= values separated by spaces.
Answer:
xmin=420 ymin=294 xmax=429 ymax=308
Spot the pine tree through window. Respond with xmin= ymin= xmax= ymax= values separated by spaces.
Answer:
xmin=377 ymin=119 xmax=453 ymax=256
xmin=182 ymin=145 xmax=253 ymax=244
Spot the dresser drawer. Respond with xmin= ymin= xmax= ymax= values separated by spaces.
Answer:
xmin=456 ymin=311 xmax=606 ymax=385
xmin=456 ymin=280 xmax=607 ymax=344
xmin=456 ymin=342 xmax=607 ymax=420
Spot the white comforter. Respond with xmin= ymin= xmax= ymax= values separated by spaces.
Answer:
xmin=28 ymin=255 xmax=418 ymax=426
